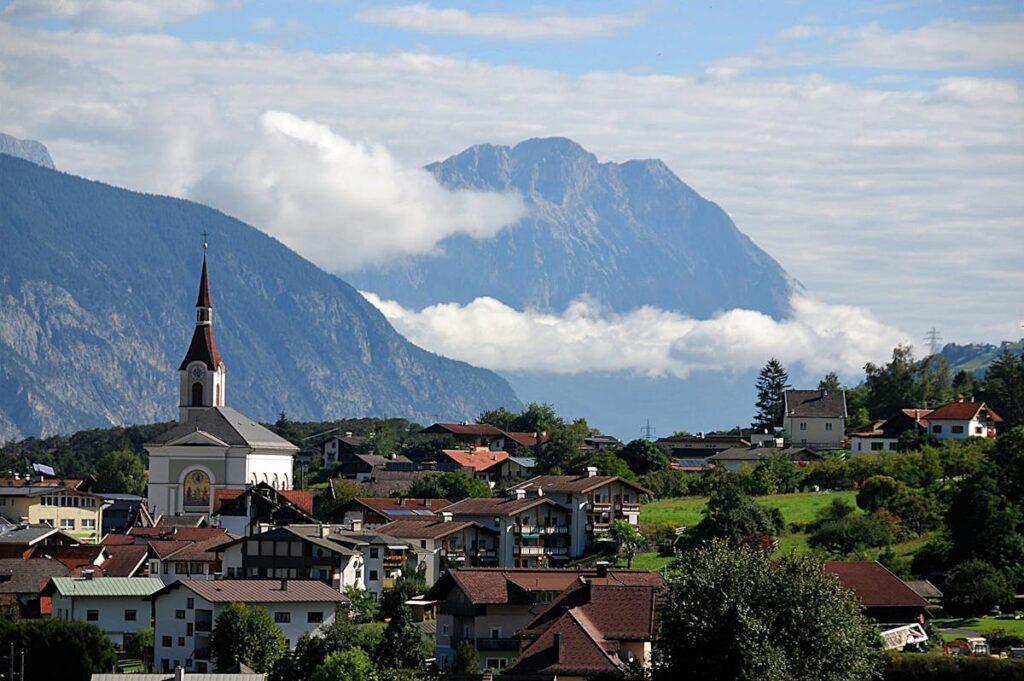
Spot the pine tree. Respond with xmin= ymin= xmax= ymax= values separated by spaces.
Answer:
xmin=752 ymin=358 xmax=790 ymax=430
xmin=817 ymin=371 xmax=842 ymax=392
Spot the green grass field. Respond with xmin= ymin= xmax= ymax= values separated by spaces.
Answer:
xmin=934 ymin=616 xmax=1024 ymax=637
xmin=640 ymin=490 xmax=860 ymax=528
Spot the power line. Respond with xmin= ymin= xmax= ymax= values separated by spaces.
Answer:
xmin=640 ymin=419 xmax=656 ymax=441
xmin=923 ymin=327 xmax=942 ymax=355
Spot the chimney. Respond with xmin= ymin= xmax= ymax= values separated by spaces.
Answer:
xmin=957 ymin=394 xmax=965 ymax=403
xmin=585 ymin=466 xmax=598 ymax=478
xmin=553 ymin=632 xmax=561 ymax=663
xmin=345 ymin=431 xmax=353 ymax=437
xmin=398 ymin=497 xmax=405 ymax=506
xmin=174 ymin=666 xmax=185 ymax=681
xmin=280 ymin=578 xmax=288 ymax=591
xmin=349 ymin=519 xmax=363 ymax=532
xmin=441 ymin=511 xmax=453 ymax=523
xmin=424 ymin=499 xmax=431 ymax=507
xmin=596 ymin=560 xmax=610 ymax=578
xmin=536 ymin=487 xmax=544 ymax=497
xmin=83 ymin=568 xmax=95 ymax=580
xmin=319 ymin=524 xmax=330 ymax=539
xmin=514 ymin=488 xmax=526 ymax=500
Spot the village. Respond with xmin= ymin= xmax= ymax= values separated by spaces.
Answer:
xmin=0 ymin=254 xmax=1021 ymax=681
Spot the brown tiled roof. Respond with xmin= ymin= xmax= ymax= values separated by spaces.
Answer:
xmin=517 ymin=474 xmax=650 ymax=495
xmin=0 ymin=558 xmax=70 ymax=594
xmin=784 ymin=389 xmax=848 ymax=418
xmin=30 ymin=544 xmax=106 ymax=569
xmin=352 ymin=497 xmax=451 ymax=518
xmin=508 ymin=609 xmax=622 ymax=675
xmin=100 ymin=545 xmax=148 ymax=577
xmin=279 ymin=490 xmax=314 ymax=516
xmin=505 ymin=432 xmax=546 ymax=447
xmin=154 ymin=513 xmax=208 ymax=527
xmin=376 ymin=519 xmax=495 ymax=539
xmin=100 ymin=534 xmax=137 ymax=546
xmin=171 ymin=579 xmax=349 ymax=603
xmin=128 ymin=527 xmax=232 ymax=542
xmin=421 ymin=423 xmax=505 ymax=437
xmin=926 ymin=401 xmax=1002 ymax=423
xmin=824 ymin=561 xmax=929 ymax=609
xmin=441 ymin=448 xmax=509 ymax=472
xmin=442 ymin=495 xmax=560 ymax=517
xmin=426 ymin=567 xmax=660 ymax=605
xmin=149 ymin=535 xmax=235 ymax=562
xmin=212 ymin=488 xmax=245 ymax=513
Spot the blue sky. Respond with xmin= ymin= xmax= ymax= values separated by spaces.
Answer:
xmin=1 ymin=0 xmax=1022 ymax=385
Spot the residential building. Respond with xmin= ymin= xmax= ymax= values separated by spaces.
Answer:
xmin=581 ymin=435 xmax=623 ymax=451
xmin=515 ymin=470 xmax=649 ymax=553
xmin=490 ymin=456 xmax=537 ymax=481
xmin=419 ymin=423 xmax=507 ymax=449
xmin=332 ymin=497 xmax=451 ymax=528
xmin=505 ymin=569 xmax=664 ymax=679
xmin=427 ymin=567 xmax=663 ymax=673
xmin=924 ymin=398 xmax=1002 ymax=441
xmin=150 ymin=580 xmax=347 ymax=673
xmin=320 ymin=433 xmax=367 ymax=466
xmin=0 ymin=557 xmax=70 ymax=617
xmin=783 ymin=389 xmax=848 ymax=450
xmin=440 ymin=494 xmax=573 ymax=567
xmin=656 ymin=434 xmax=750 ymax=458
xmin=131 ymin=527 xmax=236 ymax=582
xmin=100 ymin=493 xmax=147 ymax=535
xmin=145 ymin=252 xmax=298 ymax=519
xmin=0 ymin=524 xmax=79 ymax=559
xmin=211 ymin=483 xmax=315 ymax=536
xmin=706 ymin=446 xmax=820 ymax=472
xmin=851 ymin=409 xmax=932 ymax=454
xmin=97 ymin=536 xmax=149 ymax=577
xmin=44 ymin=576 xmax=164 ymax=649
xmin=437 ymin=448 xmax=511 ymax=483
xmin=377 ymin=514 xmax=500 ymax=583
xmin=0 ymin=478 xmax=105 ymax=540
xmin=91 ymin=670 xmax=264 ymax=681
xmin=825 ymin=561 xmax=930 ymax=626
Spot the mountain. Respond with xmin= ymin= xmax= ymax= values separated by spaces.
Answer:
xmin=347 ymin=137 xmax=794 ymax=318
xmin=940 ymin=338 xmax=1024 ymax=377
xmin=0 ymin=133 xmax=55 ymax=170
xmin=0 ymin=154 xmax=520 ymax=442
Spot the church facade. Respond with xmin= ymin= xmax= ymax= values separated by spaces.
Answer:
xmin=145 ymin=251 xmax=298 ymax=518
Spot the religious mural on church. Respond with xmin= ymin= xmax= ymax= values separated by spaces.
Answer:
xmin=184 ymin=469 xmax=211 ymax=507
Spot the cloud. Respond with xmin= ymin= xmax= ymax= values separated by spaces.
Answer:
xmin=353 ymin=4 xmax=640 ymax=40
xmin=190 ymin=111 xmax=526 ymax=271
xmin=2 ymin=0 xmax=218 ymax=31
xmin=362 ymin=292 xmax=909 ymax=380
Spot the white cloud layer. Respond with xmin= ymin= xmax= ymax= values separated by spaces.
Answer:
xmin=362 ymin=292 xmax=909 ymax=379
xmin=192 ymin=111 xmax=526 ymax=271
xmin=354 ymin=4 xmax=639 ymax=40
xmin=2 ymin=0 xmax=218 ymax=31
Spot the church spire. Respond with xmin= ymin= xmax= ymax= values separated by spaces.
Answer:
xmin=178 ymin=244 xmax=226 ymax=422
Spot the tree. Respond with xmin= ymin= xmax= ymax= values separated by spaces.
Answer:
xmin=944 ymin=560 xmax=1014 ymax=616
xmin=856 ymin=475 xmax=908 ymax=512
xmin=343 ymin=586 xmax=379 ymax=623
xmin=619 ymin=439 xmax=670 ymax=476
xmin=916 ymin=354 xmax=953 ymax=408
xmin=609 ymin=519 xmax=645 ymax=568
xmin=752 ymin=358 xmax=790 ymax=430
xmin=564 ymin=450 xmax=635 ymax=480
xmin=682 ymin=475 xmax=783 ymax=549
xmin=127 ymin=626 xmax=154 ymax=669
xmin=453 ymin=639 xmax=480 ymax=673
xmin=864 ymin=345 xmax=920 ymax=419
xmin=535 ymin=417 xmax=589 ymax=474
xmin=983 ymin=349 xmax=1024 ymax=429
xmin=818 ymin=371 xmax=842 ymax=391
xmin=0 ymin=618 xmax=118 ymax=681
xmin=406 ymin=471 xmax=491 ymax=502
xmin=808 ymin=510 xmax=897 ymax=555
xmin=93 ymin=449 xmax=146 ymax=495
xmin=374 ymin=605 xmax=424 ymax=670
xmin=653 ymin=540 xmax=885 ymax=681
xmin=380 ymin=563 xmax=427 ymax=620
xmin=358 ymin=424 xmax=396 ymax=457
xmin=271 ymin=633 xmax=331 ymax=681
xmin=749 ymin=454 xmax=803 ymax=495
xmin=312 ymin=647 xmax=376 ymax=681
xmin=946 ymin=472 xmax=1024 ymax=578
xmin=476 ymin=407 xmax=517 ymax=431
xmin=509 ymin=402 xmax=561 ymax=434
xmin=211 ymin=603 xmax=287 ymax=672
xmin=991 ymin=426 xmax=1024 ymax=501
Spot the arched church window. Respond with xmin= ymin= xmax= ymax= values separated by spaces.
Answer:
xmin=191 ymin=382 xmax=204 ymax=406
xmin=215 ymin=384 xmax=220 ymax=405
xmin=283 ymin=473 xmax=289 ymax=489
xmin=273 ymin=474 xmax=279 ymax=489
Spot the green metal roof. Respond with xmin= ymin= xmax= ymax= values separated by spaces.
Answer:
xmin=49 ymin=576 xmax=164 ymax=597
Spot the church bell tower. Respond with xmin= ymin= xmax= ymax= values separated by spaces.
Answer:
xmin=178 ymin=245 xmax=227 ymax=422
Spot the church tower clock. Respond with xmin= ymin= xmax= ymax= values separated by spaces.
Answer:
xmin=178 ymin=246 xmax=227 ymax=422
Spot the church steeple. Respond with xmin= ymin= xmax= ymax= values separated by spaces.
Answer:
xmin=178 ymin=244 xmax=227 ymax=422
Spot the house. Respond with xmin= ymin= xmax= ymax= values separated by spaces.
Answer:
xmin=924 ymin=397 xmax=1002 ymax=441
xmin=656 ymin=434 xmax=751 ymax=459
xmin=100 ymin=493 xmax=147 ymax=535
xmin=420 ymin=423 xmax=508 ymax=449
xmin=427 ymin=567 xmax=663 ymax=673
xmin=706 ymin=446 xmax=820 ymax=472
xmin=129 ymin=527 xmax=236 ymax=582
xmin=0 ymin=477 xmax=105 ymax=540
xmin=491 ymin=456 xmax=537 ymax=481
xmin=440 ymin=494 xmax=573 ymax=568
xmin=505 ymin=568 xmax=665 ymax=679
xmin=504 ymin=432 xmax=547 ymax=451
xmin=150 ymin=579 xmax=348 ymax=674
xmin=377 ymin=514 xmax=500 ymax=583
xmin=581 ymin=435 xmax=622 ymax=452
xmin=437 ymin=448 xmax=511 ymax=483
xmin=320 ymin=433 xmax=367 ymax=466
xmin=824 ymin=561 xmax=930 ymax=626
xmin=44 ymin=576 xmax=165 ymax=650
xmin=97 ymin=536 xmax=149 ymax=577
xmin=515 ymin=470 xmax=649 ymax=553
xmin=0 ymin=557 xmax=70 ymax=617
xmin=850 ymin=409 xmax=932 ymax=454
xmin=331 ymin=497 xmax=451 ymax=528
xmin=0 ymin=524 xmax=80 ymax=559
xmin=350 ymin=469 xmax=434 ymax=498
xmin=784 ymin=389 xmax=848 ymax=450
xmin=91 ymin=669 xmax=264 ymax=681
xmin=670 ymin=458 xmax=713 ymax=473
xmin=211 ymin=483 xmax=315 ymax=536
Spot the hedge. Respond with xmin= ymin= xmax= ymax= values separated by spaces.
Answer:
xmin=885 ymin=654 xmax=1024 ymax=680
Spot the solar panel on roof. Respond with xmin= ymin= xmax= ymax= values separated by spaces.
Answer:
xmin=676 ymin=459 xmax=710 ymax=468
xmin=32 ymin=463 xmax=56 ymax=477
xmin=387 ymin=510 xmax=420 ymax=516
xmin=412 ymin=510 xmax=434 ymax=516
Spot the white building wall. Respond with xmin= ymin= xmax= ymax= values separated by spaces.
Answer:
xmin=929 ymin=418 xmax=989 ymax=441
xmin=785 ymin=416 xmax=845 ymax=448
xmin=52 ymin=594 xmax=153 ymax=648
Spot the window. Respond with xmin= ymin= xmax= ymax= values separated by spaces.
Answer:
xmin=825 ymin=422 xmax=833 ymax=431
xmin=871 ymin=442 xmax=885 ymax=452
xmin=274 ymin=612 xmax=291 ymax=623
xmin=369 ymin=570 xmax=379 ymax=581
xmin=186 ymin=598 xmax=194 ymax=609
xmin=369 ymin=548 xmax=379 ymax=559
xmin=82 ymin=518 xmax=96 ymax=530
xmin=175 ymin=610 xmax=185 ymax=619
xmin=124 ymin=609 xmax=137 ymax=621
xmin=975 ymin=426 xmax=984 ymax=434
xmin=163 ymin=562 xmax=170 ymax=574
xmin=86 ymin=610 xmax=99 ymax=621
xmin=177 ymin=637 xmax=185 ymax=647
xmin=799 ymin=422 xmax=807 ymax=431
xmin=952 ymin=425 xmax=965 ymax=434
xmin=162 ymin=637 xmax=172 ymax=647
xmin=490 ymin=628 xmax=502 ymax=639
xmin=191 ymin=381 xmax=204 ymax=406
xmin=161 ymin=659 xmax=170 ymax=671
xmin=61 ymin=519 xmax=75 ymax=530
xmin=487 ymin=658 xmax=508 ymax=670
xmin=441 ymin=624 xmax=449 ymax=636
xmin=307 ymin=611 xmax=324 ymax=623
xmin=420 ymin=540 xmax=427 ymax=549
xmin=186 ymin=623 xmax=193 ymax=636
xmin=932 ymin=425 xmax=943 ymax=433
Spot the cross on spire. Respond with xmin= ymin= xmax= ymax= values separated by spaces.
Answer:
xmin=201 ymin=231 xmax=209 ymax=250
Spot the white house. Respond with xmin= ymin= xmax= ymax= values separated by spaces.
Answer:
xmin=924 ymin=398 xmax=1002 ymax=442
xmin=44 ymin=575 xmax=164 ymax=649
xmin=150 ymin=579 xmax=348 ymax=674
xmin=784 ymin=389 xmax=847 ymax=450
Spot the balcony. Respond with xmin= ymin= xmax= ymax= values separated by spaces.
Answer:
xmin=382 ymin=555 xmax=406 ymax=568
xmin=587 ymin=501 xmax=612 ymax=512
xmin=475 ymin=637 xmax=519 ymax=652
xmin=193 ymin=648 xmax=210 ymax=661
xmin=194 ymin=620 xmax=212 ymax=633
xmin=513 ymin=545 xmax=568 ymax=557
xmin=514 ymin=525 xmax=569 ymax=535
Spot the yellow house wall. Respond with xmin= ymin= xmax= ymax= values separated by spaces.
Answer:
xmin=0 ymin=495 xmax=103 ymax=541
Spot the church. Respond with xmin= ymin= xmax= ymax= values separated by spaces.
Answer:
xmin=145 ymin=250 xmax=298 ymax=518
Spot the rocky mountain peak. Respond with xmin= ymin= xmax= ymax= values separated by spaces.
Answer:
xmin=0 ymin=132 xmax=55 ymax=170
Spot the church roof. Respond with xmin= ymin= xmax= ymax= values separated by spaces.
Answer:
xmin=146 ymin=407 xmax=298 ymax=451
xmin=178 ymin=324 xmax=222 ymax=370
xmin=196 ymin=253 xmax=212 ymax=308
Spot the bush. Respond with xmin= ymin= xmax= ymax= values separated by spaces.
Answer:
xmin=944 ymin=560 xmax=1014 ymax=616
xmin=808 ymin=510 xmax=897 ymax=555
xmin=858 ymin=475 xmax=909 ymax=511
xmin=884 ymin=653 xmax=1024 ymax=680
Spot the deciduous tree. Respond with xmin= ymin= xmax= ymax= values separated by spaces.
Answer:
xmin=407 ymin=471 xmax=491 ymax=501
xmin=609 ymin=519 xmax=645 ymax=568
xmin=93 ymin=449 xmax=146 ymax=495
xmin=211 ymin=603 xmax=287 ymax=673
